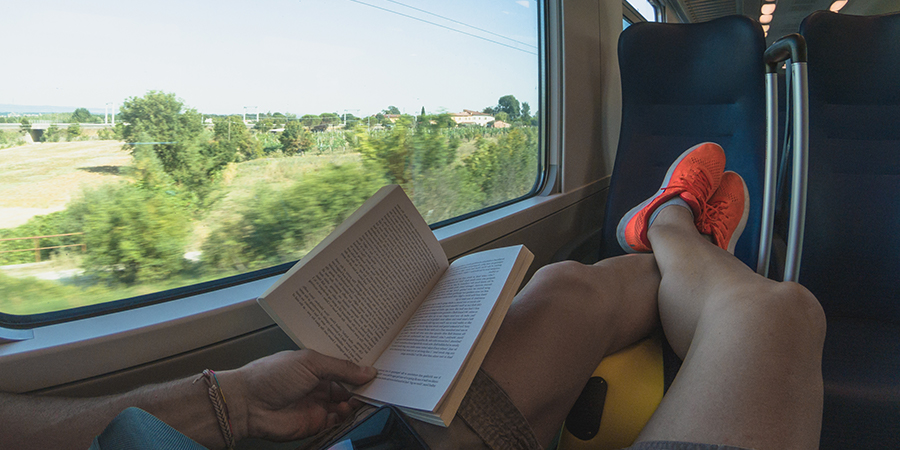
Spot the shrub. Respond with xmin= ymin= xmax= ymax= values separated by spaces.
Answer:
xmin=70 ymin=183 xmax=191 ymax=285
xmin=202 ymin=162 xmax=386 ymax=271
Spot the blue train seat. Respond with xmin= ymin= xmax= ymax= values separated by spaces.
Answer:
xmin=598 ymin=16 xmax=766 ymax=268
xmin=559 ymin=16 xmax=768 ymax=449
xmin=798 ymin=11 xmax=900 ymax=449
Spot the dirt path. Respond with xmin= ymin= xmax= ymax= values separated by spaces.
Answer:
xmin=0 ymin=140 xmax=131 ymax=229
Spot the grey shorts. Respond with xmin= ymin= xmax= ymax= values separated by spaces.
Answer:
xmin=302 ymin=369 xmax=750 ymax=450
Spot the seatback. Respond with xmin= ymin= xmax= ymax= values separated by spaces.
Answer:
xmin=800 ymin=11 xmax=900 ymax=324
xmin=799 ymin=11 xmax=900 ymax=449
xmin=599 ymin=16 xmax=766 ymax=268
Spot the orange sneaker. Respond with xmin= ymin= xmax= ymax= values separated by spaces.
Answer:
xmin=697 ymin=171 xmax=749 ymax=254
xmin=617 ymin=142 xmax=726 ymax=253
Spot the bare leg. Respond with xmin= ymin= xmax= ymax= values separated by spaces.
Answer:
xmin=482 ymin=254 xmax=660 ymax=446
xmin=637 ymin=205 xmax=826 ymax=449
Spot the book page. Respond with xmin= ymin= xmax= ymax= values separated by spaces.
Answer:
xmin=353 ymin=246 xmax=523 ymax=411
xmin=257 ymin=185 xmax=448 ymax=367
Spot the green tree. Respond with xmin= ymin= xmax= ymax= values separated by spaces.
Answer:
xmin=353 ymin=117 xmax=415 ymax=185
xmin=280 ymin=121 xmax=314 ymax=154
xmin=97 ymin=127 xmax=116 ymax=140
xmin=43 ymin=124 xmax=62 ymax=142
xmin=383 ymin=106 xmax=401 ymax=115
xmin=521 ymin=102 xmax=531 ymax=122
xmin=214 ymin=115 xmax=260 ymax=161
xmin=319 ymin=113 xmax=340 ymax=126
xmin=70 ymin=183 xmax=191 ymax=285
xmin=351 ymin=116 xmax=457 ymax=188
xmin=118 ymin=91 xmax=227 ymax=201
xmin=497 ymin=95 xmax=521 ymax=120
xmin=19 ymin=118 xmax=31 ymax=132
xmin=464 ymin=128 xmax=539 ymax=205
xmin=71 ymin=107 xmax=93 ymax=123
xmin=300 ymin=114 xmax=321 ymax=128
xmin=119 ymin=91 xmax=204 ymax=174
xmin=412 ymin=121 xmax=458 ymax=173
xmin=67 ymin=122 xmax=82 ymax=140
xmin=202 ymin=163 xmax=386 ymax=271
xmin=342 ymin=113 xmax=361 ymax=127
xmin=254 ymin=118 xmax=275 ymax=133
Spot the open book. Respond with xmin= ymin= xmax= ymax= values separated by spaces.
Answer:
xmin=257 ymin=185 xmax=533 ymax=426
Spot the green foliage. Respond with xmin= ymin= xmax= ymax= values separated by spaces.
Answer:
xmin=383 ymin=106 xmax=401 ymax=115
xmin=0 ymin=89 xmax=543 ymax=314
xmin=497 ymin=95 xmax=521 ymax=120
xmin=70 ymin=183 xmax=191 ymax=285
xmin=463 ymin=127 xmax=539 ymax=205
xmin=71 ymin=108 xmax=93 ymax=123
xmin=97 ymin=127 xmax=116 ymax=140
xmin=300 ymin=114 xmax=321 ymax=128
xmin=67 ymin=122 xmax=82 ymax=140
xmin=202 ymin=163 xmax=386 ymax=271
xmin=213 ymin=115 xmax=261 ymax=161
xmin=42 ymin=124 xmax=62 ymax=142
xmin=0 ymin=272 xmax=97 ymax=315
xmin=280 ymin=121 xmax=314 ymax=154
xmin=257 ymin=131 xmax=284 ymax=155
xmin=127 ymin=146 xmax=177 ymax=192
xmin=119 ymin=91 xmax=204 ymax=174
xmin=352 ymin=117 xmax=415 ymax=185
xmin=19 ymin=117 xmax=31 ymax=131
xmin=0 ymin=210 xmax=83 ymax=265
xmin=119 ymin=91 xmax=231 ymax=202
xmin=0 ymin=130 xmax=25 ymax=149
xmin=351 ymin=117 xmax=461 ymax=189
xmin=254 ymin=118 xmax=275 ymax=133
xmin=319 ymin=113 xmax=340 ymax=126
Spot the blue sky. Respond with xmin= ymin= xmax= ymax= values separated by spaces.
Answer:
xmin=1 ymin=0 xmax=540 ymax=117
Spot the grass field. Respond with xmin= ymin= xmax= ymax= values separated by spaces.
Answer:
xmin=0 ymin=140 xmax=131 ymax=229
xmin=0 ymin=140 xmax=367 ymax=314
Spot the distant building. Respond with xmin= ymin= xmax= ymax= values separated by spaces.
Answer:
xmin=384 ymin=114 xmax=401 ymax=123
xmin=490 ymin=120 xmax=511 ymax=128
xmin=450 ymin=109 xmax=494 ymax=127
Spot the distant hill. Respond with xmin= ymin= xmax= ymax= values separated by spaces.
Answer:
xmin=0 ymin=104 xmax=106 ymax=115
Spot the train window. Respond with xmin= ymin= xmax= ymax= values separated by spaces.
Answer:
xmin=626 ymin=0 xmax=658 ymax=22
xmin=0 ymin=0 xmax=544 ymax=323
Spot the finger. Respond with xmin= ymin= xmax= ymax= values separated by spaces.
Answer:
xmin=299 ymin=350 xmax=377 ymax=385
xmin=329 ymin=381 xmax=353 ymax=402
xmin=326 ymin=412 xmax=341 ymax=428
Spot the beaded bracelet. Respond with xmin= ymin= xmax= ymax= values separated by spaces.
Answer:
xmin=194 ymin=369 xmax=236 ymax=450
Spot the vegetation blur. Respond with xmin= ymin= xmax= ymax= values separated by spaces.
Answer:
xmin=0 ymin=91 xmax=540 ymax=315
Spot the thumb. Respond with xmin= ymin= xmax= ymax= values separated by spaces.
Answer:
xmin=300 ymin=350 xmax=377 ymax=386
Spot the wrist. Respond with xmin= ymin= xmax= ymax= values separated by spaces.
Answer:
xmin=215 ymin=369 xmax=250 ymax=443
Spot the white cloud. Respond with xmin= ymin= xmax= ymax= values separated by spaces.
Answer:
xmin=516 ymin=1 xmax=529 ymax=8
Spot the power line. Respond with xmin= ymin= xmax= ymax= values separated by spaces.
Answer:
xmin=347 ymin=0 xmax=537 ymax=56
xmin=383 ymin=0 xmax=537 ymax=49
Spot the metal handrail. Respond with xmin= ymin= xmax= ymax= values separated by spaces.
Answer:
xmin=759 ymin=34 xmax=808 ymax=282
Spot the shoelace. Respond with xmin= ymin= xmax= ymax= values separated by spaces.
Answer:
xmin=661 ymin=166 xmax=715 ymax=210
xmin=698 ymin=199 xmax=732 ymax=245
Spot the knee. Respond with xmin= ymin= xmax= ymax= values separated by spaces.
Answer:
xmin=521 ymin=260 xmax=614 ymax=315
xmin=740 ymin=281 xmax=827 ymax=350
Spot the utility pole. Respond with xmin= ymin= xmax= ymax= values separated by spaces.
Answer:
xmin=243 ymin=106 xmax=258 ymax=123
xmin=342 ymin=109 xmax=360 ymax=127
